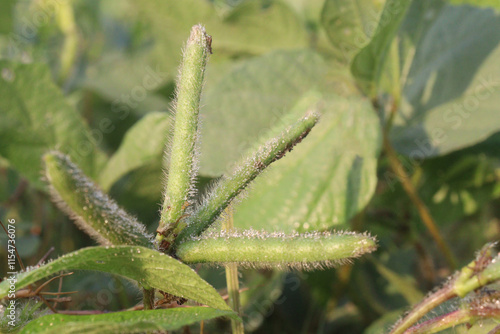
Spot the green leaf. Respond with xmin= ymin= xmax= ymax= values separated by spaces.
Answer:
xmin=200 ymin=49 xmax=327 ymax=175
xmin=83 ymin=55 xmax=171 ymax=117
xmin=136 ymin=0 xmax=307 ymax=65
xmin=0 ymin=0 xmax=14 ymax=34
xmin=0 ymin=61 xmax=106 ymax=188
xmin=448 ymin=0 xmax=500 ymax=10
xmin=321 ymin=0 xmax=383 ymax=63
xmin=350 ymin=0 xmax=412 ymax=96
xmin=0 ymin=246 xmax=231 ymax=311
xmin=391 ymin=4 xmax=500 ymax=157
xmin=85 ymin=0 xmax=308 ymax=108
xmin=19 ymin=307 xmax=236 ymax=334
xmin=99 ymin=111 xmax=171 ymax=191
xmin=233 ymin=95 xmax=381 ymax=232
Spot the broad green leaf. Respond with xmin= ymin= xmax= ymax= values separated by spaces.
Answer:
xmin=83 ymin=55 xmax=171 ymax=117
xmin=283 ymin=0 xmax=325 ymax=24
xmin=85 ymin=0 xmax=308 ymax=109
xmin=233 ymin=94 xmax=381 ymax=232
xmin=213 ymin=1 xmax=308 ymax=53
xmin=448 ymin=0 xmax=500 ymax=10
xmin=350 ymin=0 xmax=412 ymax=96
xmin=99 ymin=111 xmax=171 ymax=191
xmin=0 ymin=61 xmax=106 ymax=188
xmin=200 ymin=49 xmax=327 ymax=175
xmin=19 ymin=307 xmax=236 ymax=334
xmin=0 ymin=246 xmax=231 ymax=311
xmin=321 ymin=0 xmax=384 ymax=63
xmin=136 ymin=0 xmax=307 ymax=65
xmin=451 ymin=130 xmax=500 ymax=158
xmin=0 ymin=0 xmax=14 ymax=34
xmin=391 ymin=4 xmax=500 ymax=157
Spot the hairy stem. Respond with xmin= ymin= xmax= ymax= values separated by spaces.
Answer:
xmin=175 ymin=110 xmax=320 ymax=247
xmin=44 ymin=151 xmax=152 ymax=247
xmin=406 ymin=306 xmax=500 ymax=334
xmin=157 ymin=25 xmax=212 ymax=247
xmin=383 ymin=132 xmax=456 ymax=269
xmin=223 ymin=208 xmax=244 ymax=334
xmin=390 ymin=244 xmax=500 ymax=334
xmin=390 ymin=286 xmax=455 ymax=334
xmin=176 ymin=230 xmax=376 ymax=270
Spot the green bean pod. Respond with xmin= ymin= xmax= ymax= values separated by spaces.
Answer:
xmin=176 ymin=230 xmax=377 ymax=270
xmin=44 ymin=151 xmax=152 ymax=247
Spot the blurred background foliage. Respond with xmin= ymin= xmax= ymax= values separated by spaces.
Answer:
xmin=0 ymin=0 xmax=499 ymax=333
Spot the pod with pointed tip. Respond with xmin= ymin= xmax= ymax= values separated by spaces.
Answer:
xmin=44 ymin=151 xmax=152 ymax=247
xmin=174 ymin=110 xmax=320 ymax=247
xmin=176 ymin=230 xmax=377 ymax=270
xmin=158 ymin=25 xmax=212 ymax=243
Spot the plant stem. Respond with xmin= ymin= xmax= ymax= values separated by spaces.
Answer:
xmin=405 ymin=306 xmax=500 ymax=334
xmin=156 ymin=25 xmax=211 ymax=248
xmin=223 ymin=208 xmax=244 ymax=334
xmin=404 ymin=309 xmax=472 ymax=334
xmin=174 ymin=110 xmax=319 ymax=246
xmin=142 ymin=288 xmax=155 ymax=310
xmin=382 ymin=132 xmax=456 ymax=269
xmin=390 ymin=247 xmax=500 ymax=334
xmin=389 ymin=286 xmax=455 ymax=334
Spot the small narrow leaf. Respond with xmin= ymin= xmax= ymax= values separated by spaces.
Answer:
xmin=158 ymin=24 xmax=211 ymax=241
xmin=19 ymin=307 xmax=236 ymax=334
xmin=175 ymin=110 xmax=320 ymax=246
xmin=0 ymin=246 xmax=231 ymax=311
xmin=176 ymin=230 xmax=377 ymax=270
xmin=44 ymin=151 xmax=152 ymax=248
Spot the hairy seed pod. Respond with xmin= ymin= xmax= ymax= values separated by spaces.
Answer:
xmin=157 ymin=25 xmax=212 ymax=248
xmin=174 ymin=110 xmax=320 ymax=247
xmin=44 ymin=151 xmax=152 ymax=247
xmin=176 ymin=229 xmax=377 ymax=270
